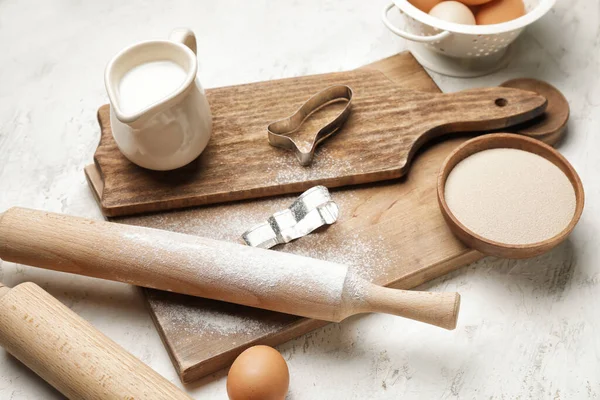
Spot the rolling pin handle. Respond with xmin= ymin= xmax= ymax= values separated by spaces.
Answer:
xmin=360 ymin=283 xmax=461 ymax=330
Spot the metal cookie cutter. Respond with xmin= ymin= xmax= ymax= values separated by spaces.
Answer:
xmin=268 ymin=85 xmax=353 ymax=166
xmin=242 ymin=186 xmax=339 ymax=249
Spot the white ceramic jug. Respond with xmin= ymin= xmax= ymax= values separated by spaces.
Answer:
xmin=105 ymin=28 xmax=212 ymax=171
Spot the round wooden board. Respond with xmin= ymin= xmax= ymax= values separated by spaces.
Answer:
xmin=501 ymin=78 xmax=569 ymax=144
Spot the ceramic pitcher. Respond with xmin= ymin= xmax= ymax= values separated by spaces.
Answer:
xmin=105 ymin=28 xmax=212 ymax=171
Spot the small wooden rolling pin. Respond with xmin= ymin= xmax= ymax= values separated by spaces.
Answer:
xmin=0 ymin=282 xmax=191 ymax=399
xmin=0 ymin=207 xmax=460 ymax=329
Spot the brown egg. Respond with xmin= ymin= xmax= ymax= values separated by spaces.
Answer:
xmin=475 ymin=0 xmax=526 ymax=25
xmin=227 ymin=346 xmax=290 ymax=400
xmin=457 ymin=0 xmax=493 ymax=5
xmin=408 ymin=0 xmax=442 ymax=13
xmin=468 ymin=4 xmax=481 ymax=14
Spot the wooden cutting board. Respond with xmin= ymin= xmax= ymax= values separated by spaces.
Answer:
xmin=91 ymin=59 xmax=545 ymax=217
xmin=84 ymin=52 xmax=563 ymax=383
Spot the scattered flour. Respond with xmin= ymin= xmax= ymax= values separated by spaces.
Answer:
xmin=120 ymin=190 xmax=391 ymax=283
xmin=151 ymin=298 xmax=286 ymax=337
xmin=287 ymin=232 xmax=391 ymax=283
xmin=265 ymin=147 xmax=357 ymax=185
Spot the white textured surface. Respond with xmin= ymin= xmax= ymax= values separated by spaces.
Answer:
xmin=0 ymin=0 xmax=598 ymax=399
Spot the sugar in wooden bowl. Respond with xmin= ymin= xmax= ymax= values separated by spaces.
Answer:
xmin=437 ymin=134 xmax=584 ymax=259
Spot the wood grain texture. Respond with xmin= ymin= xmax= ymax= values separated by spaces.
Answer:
xmin=437 ymin=133 xmax=584 ymax=259
xmin=92 ymin=61 xmax=547 ymax=217
xmin=0 ymin=207 xmax=460 ymax=329
xmin=0 ymin=282 xmax=191 ymax=400
xmin=84 ymin=52 xmax=568 ymax=383
xmin=0 ymin=283 xmax=9 ymax=298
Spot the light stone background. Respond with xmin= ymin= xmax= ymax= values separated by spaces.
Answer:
xmin=0 ymin=0 xmax=598 ymax=398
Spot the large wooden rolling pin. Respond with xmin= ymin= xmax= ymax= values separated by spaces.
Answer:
xmin=0 ymin=282 xmax=191 ymax=399
xmin=0 ymin=207 xmax=460 ymax=329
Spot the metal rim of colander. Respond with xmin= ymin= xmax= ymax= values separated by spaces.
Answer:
xmin=394 ymin=0 xmax=556 ymax=36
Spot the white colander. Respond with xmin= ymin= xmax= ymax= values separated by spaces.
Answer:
xmin=382 ymin=0 xmax=556 ymax=77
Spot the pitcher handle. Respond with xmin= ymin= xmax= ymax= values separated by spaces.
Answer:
xmin=169 ymin=28 xmax=197 ymax=55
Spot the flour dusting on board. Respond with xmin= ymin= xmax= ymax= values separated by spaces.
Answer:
xmin=120 ymin=190 xmax=391 ymax=283
xmin=286 ymin=232 xmax=391 ymax=282
xmin=119 ymin=190 xmax=395 ymax=336
xmin=122 ymin=196 xmax=297 ymax=242
xmin=266 ymin=148 xmax=356 ymax=185
xmin=151 ymin=300 xmax=283 ymax=337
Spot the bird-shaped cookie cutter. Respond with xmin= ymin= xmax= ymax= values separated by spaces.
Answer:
xmin=267 ymin=85 xmax=353 ymax=166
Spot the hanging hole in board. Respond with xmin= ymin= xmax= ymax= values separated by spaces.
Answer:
xmin=495 ymin=98 xmax=508 ymax=107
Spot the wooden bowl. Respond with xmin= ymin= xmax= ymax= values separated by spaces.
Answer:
xmin=437 ymin=133 xmax=584 ymax=259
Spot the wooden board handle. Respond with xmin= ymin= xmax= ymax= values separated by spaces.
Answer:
xmin=0 ymin=282 xmax=191 ymax=399
xmin=401 ymin=86 xmax=548 ymax=171
xmin=435 ymin=87 xmax=547 ymax=130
